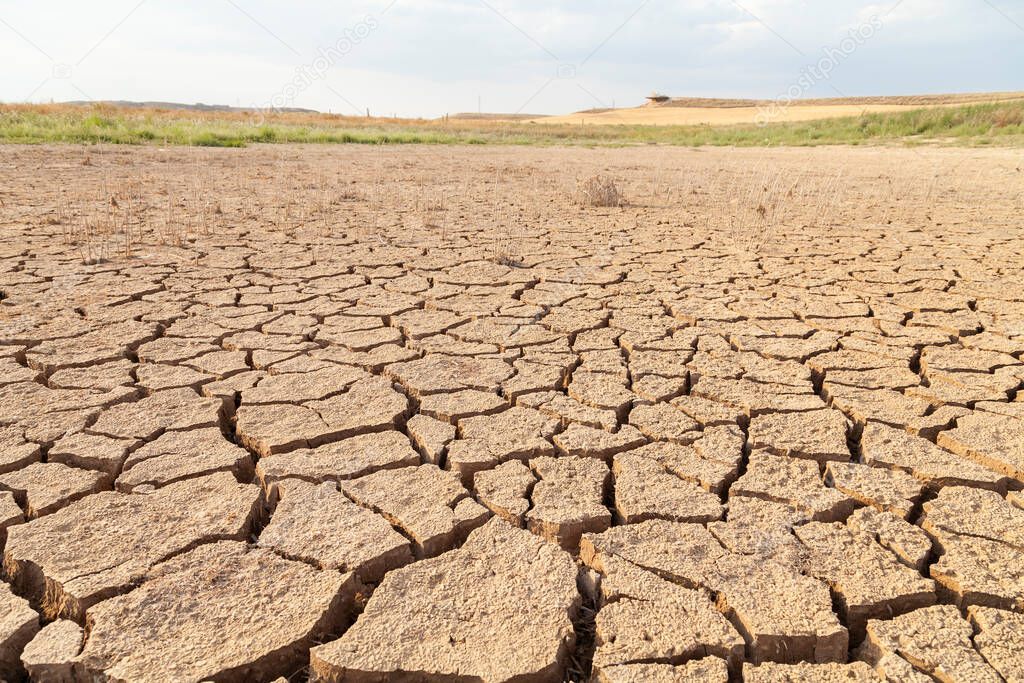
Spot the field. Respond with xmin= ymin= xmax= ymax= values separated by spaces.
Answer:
xmin=533 ymin=92 xmax=1024 ymax=126
xmin=2 ymin=97 xmax=1024 ymax=147
xmin=0 ymin=142 xmax=1023 ymax=682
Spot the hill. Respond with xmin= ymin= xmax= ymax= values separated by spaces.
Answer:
xmin=532 ymin=91 xmax=1024 ymax=127
xmin=61 ymin=100 xmax=319 ymax=114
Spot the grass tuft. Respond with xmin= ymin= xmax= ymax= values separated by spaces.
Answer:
xmin=575 ymin=175 xmax=626 ymax=207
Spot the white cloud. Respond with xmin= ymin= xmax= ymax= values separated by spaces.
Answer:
xmin=0 ymin=0 xmax=1020 ymax=115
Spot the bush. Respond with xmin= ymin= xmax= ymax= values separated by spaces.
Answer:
xmin=575 ymin=175 xmax=625 ymax=207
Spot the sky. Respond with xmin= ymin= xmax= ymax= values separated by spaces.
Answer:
xmin=0 ymin=0 xmax=1021 ymax=118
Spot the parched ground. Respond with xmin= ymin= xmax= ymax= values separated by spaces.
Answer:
xmin=0 ymin=143 xmax=1023 ymax=682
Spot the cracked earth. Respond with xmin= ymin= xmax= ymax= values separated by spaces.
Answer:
xmin=0 ymin=144 xmax=1023 ymax=682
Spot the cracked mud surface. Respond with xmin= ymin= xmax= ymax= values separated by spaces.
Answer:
xmin=0 ymin=144 xmax=1023 ymax=682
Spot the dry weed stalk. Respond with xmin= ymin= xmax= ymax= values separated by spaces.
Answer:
xmin=697 ymin=165 xmax=847 ymax=257
xmin=491 ymin=227 xmax=524 ymax=267
xmin=74 ymin=213 xmax=108 ymax=264
xmin=740 ymin=170 xmax=793 ymax=253
xmin=808 ymin=171 xmax=845 ymax=229
xmin=575 ymin=175 xmax=626 ymax=208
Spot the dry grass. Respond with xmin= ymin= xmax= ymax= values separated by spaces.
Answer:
xmin=37 ymin=161 xmax=920 ymax=266
xmin=575 ymin=175 xmax=626 ymax=208
xmin=490 ymin=229 xmax=525 ymax=267
xmin=18 ymin=144 xmax=1022 ymax=272
xmin=536 ymin=93 xmax=1024 ymax=127
xmin=4 ymin=99 xmax=1024 ymax=148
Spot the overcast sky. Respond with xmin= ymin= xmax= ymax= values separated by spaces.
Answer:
xmin=1 ymin=0 xmax=1021 ymax=117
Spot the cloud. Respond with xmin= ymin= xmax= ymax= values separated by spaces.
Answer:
xmin=0 ymin=0 xmax=1020 ymax=116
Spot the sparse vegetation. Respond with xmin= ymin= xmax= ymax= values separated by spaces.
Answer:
xmin=29 ymin=140 xmax=1016 ymax=273
xmin=575 ymin=175 xmax=626 ymax=208
xmin=492 ymin=250 xmax=524 ymax=267
xmin=2 ymin=99 xmax=1023 ymax=148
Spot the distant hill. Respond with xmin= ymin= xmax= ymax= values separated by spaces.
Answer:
xmin=61 ymin=100 xmax=319 ymax=114
xmin=447 ymin=112 xmax=548 ymax=121
xmin=646 ymin=92 xmax=1024 ymax=109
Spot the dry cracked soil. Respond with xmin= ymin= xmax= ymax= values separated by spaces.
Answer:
xmin=0 ymin=143 xmax=1022 ymax=682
